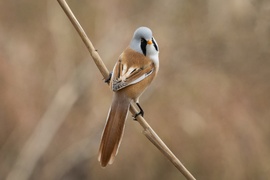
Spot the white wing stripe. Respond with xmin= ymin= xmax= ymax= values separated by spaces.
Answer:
xmin=129 ymin=69 xmax=153 ymax=85
xmin=121 ymin=64 xmax=128 ymax=75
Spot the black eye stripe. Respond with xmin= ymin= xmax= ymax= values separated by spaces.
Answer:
xmin=140 ymin=38 xmax=147 ymax=56
xmin=140 ymin=37 xmax=158 ymax=56
xmin=152 ymin=38 xmax=158 ymax=51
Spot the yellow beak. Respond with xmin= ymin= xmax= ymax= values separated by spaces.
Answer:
xmin=147 ymin=40 xmax=153 ymax=45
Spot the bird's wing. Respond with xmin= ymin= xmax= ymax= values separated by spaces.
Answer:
xmin=111 ymin=58 xmax=154 ymax=92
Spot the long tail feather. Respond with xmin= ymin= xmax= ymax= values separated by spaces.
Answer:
xmin=98 ymin=93 xmax=130 ymax=167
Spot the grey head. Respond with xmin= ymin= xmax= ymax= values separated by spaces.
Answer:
xmin=130 ymin=27 xmax=159 ymax=57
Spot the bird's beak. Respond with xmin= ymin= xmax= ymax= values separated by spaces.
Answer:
xmin=147 ymin=40 xmax=153 ymax=45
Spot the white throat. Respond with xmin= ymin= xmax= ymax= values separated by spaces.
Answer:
xmin=146 ymin=44 xmax=159 ymax=68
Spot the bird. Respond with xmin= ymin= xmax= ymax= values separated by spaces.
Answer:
xmin=98 ymin=27 xmax=159 ymax=167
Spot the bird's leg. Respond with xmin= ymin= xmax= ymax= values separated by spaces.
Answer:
xmin=133 ymin=103 xmax=144 ymax=120
xmin=104 ymin=72 xmax=112 ymax=84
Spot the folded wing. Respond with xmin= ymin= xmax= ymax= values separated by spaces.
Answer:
xmin=111 ymin=59 xmax=154 ymax=92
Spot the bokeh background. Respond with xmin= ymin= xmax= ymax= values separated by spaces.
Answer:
xmin=1 ymin=0 xmax=270 ymax=179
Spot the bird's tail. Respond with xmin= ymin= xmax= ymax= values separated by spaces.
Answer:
xmin=98 ymin=93 xmax=130 ymax=167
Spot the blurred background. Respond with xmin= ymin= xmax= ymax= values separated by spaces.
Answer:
xmin=0 ymin=0 xmax=270 ymax=179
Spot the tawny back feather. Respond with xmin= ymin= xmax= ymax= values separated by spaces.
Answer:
xmin=111 ymin=48 xmax=157 ymax=101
